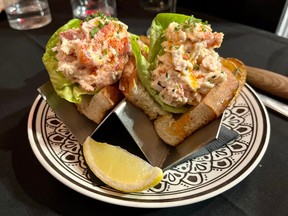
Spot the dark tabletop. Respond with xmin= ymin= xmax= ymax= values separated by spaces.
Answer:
xmin=1 ymin=0 xmax=288 ymax=215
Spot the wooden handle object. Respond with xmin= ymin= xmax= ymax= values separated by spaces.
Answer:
xmin=246 ymin=66 xmax=288 ymax=100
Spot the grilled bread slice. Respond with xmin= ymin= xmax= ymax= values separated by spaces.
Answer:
xmin=76 ymin=85 xmax=123 ymax=124
xmin=120 ymin=57 xmax=246 ymax=146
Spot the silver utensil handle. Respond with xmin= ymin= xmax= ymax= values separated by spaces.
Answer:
xmin=257 ymin=92 xmax=288 ymax=118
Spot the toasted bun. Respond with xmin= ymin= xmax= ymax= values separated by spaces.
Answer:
xmin=120 ymin=57 xmax=246 ymax=146
xmin=221 ymin=57 xmax=247 ymax=104
xmin=119 ymin=58 xmax=168 ymax=120
xmin=154 ymin=66 xmax=241 ymax=146
xmin=76 ymin=84 xmax=123 ymax=124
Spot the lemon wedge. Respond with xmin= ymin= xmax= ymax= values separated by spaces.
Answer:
xmin=83 ymin=136 xmax=164 ymax=193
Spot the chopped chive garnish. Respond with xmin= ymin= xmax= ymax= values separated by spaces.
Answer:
xmin=84 ymin=11 xmax=118 ymax=22
xmin=193 ymin=64 xmax=199 ymax=70
xmin=98 ymin=21 xmax=104 ymax=28
xmin=90 ymin=27 xmax=99 ymax=37
xmin=103 ymin=49 xmax=108 ymax=55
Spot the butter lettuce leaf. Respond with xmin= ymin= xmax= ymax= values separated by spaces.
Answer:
xmin=148 ymin=13 xmax=190 ymax=64
xmin=42 ymin=19 xmax=96 ymax=104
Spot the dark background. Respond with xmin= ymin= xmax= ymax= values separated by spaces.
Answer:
xmin=177 ymin=0 xmax=286 ymax=33
xmin=1 ymin=0 xmax=286 ymax=33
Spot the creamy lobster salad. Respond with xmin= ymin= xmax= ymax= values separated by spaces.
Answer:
xmin=150 ymin=17 xmax=226 ymax=107
xmin=53 ymin=13 xmax=131 ymax=92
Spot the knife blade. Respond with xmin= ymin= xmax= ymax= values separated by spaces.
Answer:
xmin=256 ymin=92 xmax=288 ymax=118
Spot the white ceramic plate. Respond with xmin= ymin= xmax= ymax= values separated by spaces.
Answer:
xmin=27 ymin=84 xmax=270 ymax=208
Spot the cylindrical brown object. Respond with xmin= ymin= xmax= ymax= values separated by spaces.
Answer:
xmin=246 ymin=66 xmax=288 ymax=100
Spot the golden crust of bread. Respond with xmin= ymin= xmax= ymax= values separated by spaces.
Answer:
xmin=76 ymin=84 xmax=123 ymax=124
xmin=139 ymin=35 xmax=150 ymax=46
xmin=221 ymin=57 xmax=247 ymax=104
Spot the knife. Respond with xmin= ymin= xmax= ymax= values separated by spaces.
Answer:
xmin=246 ymin=66 xmax=288 ymax=117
